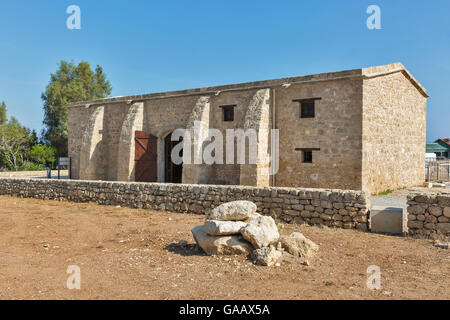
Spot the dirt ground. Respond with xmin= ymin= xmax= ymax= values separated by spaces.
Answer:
xmin=0 ymin=196 xmax=448 ymax=300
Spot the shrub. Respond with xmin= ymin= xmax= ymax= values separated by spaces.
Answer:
xmin=21 ymin=161 xmax=45 ymax=171
xmin=27 ymin=145 xmax=56 ymax=169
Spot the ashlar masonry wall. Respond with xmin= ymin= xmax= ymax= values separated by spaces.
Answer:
xmin=362 ymin=65 xmax=427 ymax=193
xmin=0 ymin=178 xmax=370 ymax=231
xmin=68 ymin=63 xmax=428 ymax=194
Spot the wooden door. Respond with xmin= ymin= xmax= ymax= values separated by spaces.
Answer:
xmin=135 ymin=131 xmax=157 ymax=182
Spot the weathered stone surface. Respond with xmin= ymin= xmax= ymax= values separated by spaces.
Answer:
xmin=240 ymin=89 xmax=271 ymax=187
xmin=191 ymin=225 xmax=253 ymax=255
xmin=208 ymin=201 xmax=257 ymax=221
xmin=252 ymin=246 xmax=283 ymax=267
xmin=443 ymin=207 xmax=450 ymax=218
xmin=407 ymin=205 xmax=426 ymax=215
xmin=240 ymin=215 xmax=279 ymax=249
xmin=415 ymin=195 xmax=436 ymax=204
xmin=407 ymin=193 xmax=450 ymax=237
xmin=370 ymin=206 xmax=405 ymax=235
xmin=182 ymin=96 xmax=211 ymax=184
xmin=436 ymin=223 xmax=450 ymax=235
xmin=407 ymin=220 xmax=423 ymax=229
xmin=361 ymin=66 xmax=427 ymax=193
xmin=428 ymin=206 xmax=442 ymax=217
xmin=68 ymin=63 xmax=426 ymax=195
xmin=0 ymin=177 xmax=370 ymax=232
xmin=417 ymin=214 xmax=426 ymax=221
xmin=279 ymin=232 xmax=319 ymax=258
xmin=203 ymin=220 xmax=247 ymax=236
xmin=437 ymin=196 xmax=450 ymax=207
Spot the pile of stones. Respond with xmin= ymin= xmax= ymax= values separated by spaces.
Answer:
xmin=191 ymin=200 xmax=319 ymax=266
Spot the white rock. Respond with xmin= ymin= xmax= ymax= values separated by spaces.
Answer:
xmin=203 ymin=220 xmax=247 ymax=236
xmin=240 ymin=215 xmax=280 ymax=249
xmin=279 ymin=232 xmax=319 ymax=258
xmin=191 ymin=225 xmax=253 ymax=256
xmin=252 ymin=246 xmax=283 ymax=266
xmin=434 ymin=242 xmax=449 ymax=249
xmin=208 ymin=201 xmax=257 ymax=221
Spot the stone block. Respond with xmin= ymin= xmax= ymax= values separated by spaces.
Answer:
xmin=370 ymin=206 xmax=405 ymax=235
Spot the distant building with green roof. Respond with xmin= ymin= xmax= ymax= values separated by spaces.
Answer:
xmin=426 ymin=139 xmax=450 ymax=159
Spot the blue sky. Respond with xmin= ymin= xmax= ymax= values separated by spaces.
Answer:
xmin=0 ymin=0 xmax=448 ymax=141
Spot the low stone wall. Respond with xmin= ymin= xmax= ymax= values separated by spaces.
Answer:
xmin=0 ymin=170 xmax=69 ymax=178
xmin=407 ymin=193 xmax=450 ymax=237
xmin=0 ymin=178 xmax=370 ymax=231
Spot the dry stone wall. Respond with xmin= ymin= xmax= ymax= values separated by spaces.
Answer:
xmin=0 ymin=178 xmax=370 ymax=231
xmin=0 ymin=170 xmax=69 ymax=178
xmin=407 ymin=193 xmax=450 ymax=237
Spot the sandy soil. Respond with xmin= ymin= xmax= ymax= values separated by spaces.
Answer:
xmin=0 ymin=196 xmax=448 ymax=300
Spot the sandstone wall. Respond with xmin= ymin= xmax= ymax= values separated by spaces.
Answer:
xmin=240 ymin=88 xmax=271 ymax=187
xmin=182 ymin=96 xmax=211 ymax=184
xmin=362 ymin=67 xmax=427 ymax=194
xmin=79 ymin=105 xmax=106 ymax=180
xmin=407 ymin=193 xmax=450 ymax=237
xmin=274 ymin=78 xmax=363 ymax=190
xmin=207 ymin=89 xmax=259 ymax=185
xmin=0 ymin=178 xmax=370 ymax=231
xmin=68 ymin=63 xmax=427 ymax=193
xmin=68 ymin=80 xmax=364 ymax=189
xmin=68 ymin=106 xmax=94 ymax=179
xmin=117 ymin=102 xmax=144 ymax=181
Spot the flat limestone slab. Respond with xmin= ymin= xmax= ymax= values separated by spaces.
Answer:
xmin=370 ymin=206 xmax=405 ymax=235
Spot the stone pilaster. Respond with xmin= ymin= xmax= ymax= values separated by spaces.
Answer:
xmin=79 ymin=106 xmax=105 ymax=180
xmin=240 ymin=89 xmax=271 ymax=187
xmin=117 ymin=102 xmax=144 ymax=181
xmin=182 ymin=96 xmax=211 ymax=184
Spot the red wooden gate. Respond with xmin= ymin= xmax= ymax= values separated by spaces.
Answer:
xmin=135 ymin=131 xmax=157 ymax=182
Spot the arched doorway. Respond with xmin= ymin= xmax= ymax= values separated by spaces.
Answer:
xmin=164 ymin=132 xmax=183 ymax=183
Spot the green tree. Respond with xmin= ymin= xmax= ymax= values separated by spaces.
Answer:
xmin=41 ymin=61 xmax=112 ymax=156
xmin=0 ymin=117 xmax=30 ymax=171
xmin=27 ymin=145 xmax=56 ymax=168
xmin=0 ymin=101 xmax=7 ymax=125
xmin=27 ymin=129 xmax=39 ymax=149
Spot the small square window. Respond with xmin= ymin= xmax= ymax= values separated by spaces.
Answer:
xmin=303 ymin=151 xmax=313 ymax=163
xmin=293 ymin=98 xmax=321 ymax=118
xmin=221 ymin=105 xmax=235 ymax=122
xmin=301 ymin=102 xmax=315 ymax=118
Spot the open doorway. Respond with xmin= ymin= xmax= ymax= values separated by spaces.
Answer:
xmin=164 ymin=131 xmax=183 ymax=183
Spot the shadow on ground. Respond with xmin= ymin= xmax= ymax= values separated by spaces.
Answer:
xmin=164 ymin=241 xmax=207 ymax=257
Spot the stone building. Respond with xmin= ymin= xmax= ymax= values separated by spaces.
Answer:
xmin=68 ymin=63 xmax=428 ymax=194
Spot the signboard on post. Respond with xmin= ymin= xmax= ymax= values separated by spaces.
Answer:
xmin=57 ymin=157 xmax=71 ymax=179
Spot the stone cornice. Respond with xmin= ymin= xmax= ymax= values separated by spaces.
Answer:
xmin=68 ymin=62 xmax=428 ymax=108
